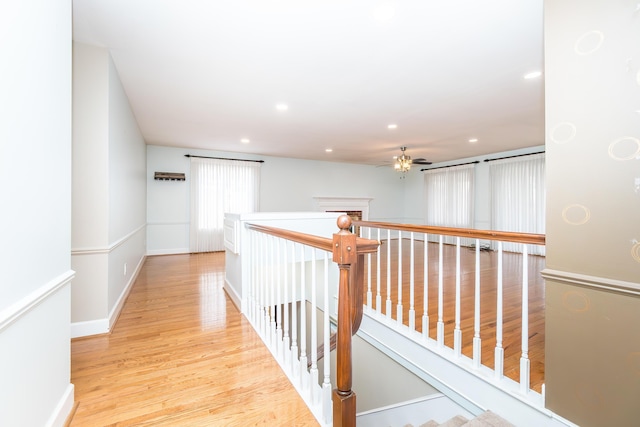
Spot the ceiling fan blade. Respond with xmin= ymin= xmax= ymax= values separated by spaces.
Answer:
xmin=412 ymin=158 xmax=432 ymax=165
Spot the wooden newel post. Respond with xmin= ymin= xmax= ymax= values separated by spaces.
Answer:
xmin=332 ymin=215 xmax=357 ymax=427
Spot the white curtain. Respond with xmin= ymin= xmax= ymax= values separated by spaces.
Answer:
xmin=424 ymin=164 xmax=475 ymax=245
xmin=190 ymin=157 xmax=261 ymax=252
xmin=489 ymin=153 xmax=545 ymax=255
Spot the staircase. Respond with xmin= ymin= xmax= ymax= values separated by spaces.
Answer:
xmin=409 ymin=411 xmax=515 ymax=427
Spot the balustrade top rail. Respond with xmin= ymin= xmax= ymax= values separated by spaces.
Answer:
xmin=245 ymin=223 xmax=379 ymax=253
xmin=354 ymin=220 xmax=545 ymax=246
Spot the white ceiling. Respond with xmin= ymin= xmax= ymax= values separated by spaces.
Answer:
xmin=72 ymin=0 xmax=544 ymax=166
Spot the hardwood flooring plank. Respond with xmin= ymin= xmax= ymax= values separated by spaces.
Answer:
xmin=70 ymin=252 xmax=319 ymax=427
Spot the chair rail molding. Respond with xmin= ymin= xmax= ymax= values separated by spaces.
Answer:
xmin=541 ymin=268 xmax=640 ymax=297
xmin=0 ymin=270 xmax=75 ymax=332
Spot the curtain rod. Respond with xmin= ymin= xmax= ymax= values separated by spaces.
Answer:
xmin=483 ymin=151 xmax=545 ymax=162
xmin=420 ymin=160 xmax=479 ymax=172
xmin=184 ymin=154 xmax=264 ymax=163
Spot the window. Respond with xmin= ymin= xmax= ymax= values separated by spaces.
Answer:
xmin=424 ymin=164 xmax=475 ymax=245
xmin=489 ymin=153 xmax=545 ymax=255
xmin=189 ymin=157 xmax=261 ymax=252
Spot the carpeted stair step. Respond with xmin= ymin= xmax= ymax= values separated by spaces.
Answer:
xmin=407 ymin=410 xmax=515 ymax=427
xmin=464 ymin=411 xmax=515 ymax=427
xmin=438 ymin=415 xmax=470 ymax=427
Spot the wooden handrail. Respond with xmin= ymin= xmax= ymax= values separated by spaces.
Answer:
xmin=245 ymin=222 xmax=380 ymax=254
xmin=244 ymin=223 xmax=334 ymax=251
xmin=354 ymin=220 xmax=546 ymax=246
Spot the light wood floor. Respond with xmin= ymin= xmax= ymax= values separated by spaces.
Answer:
xmin=364 ymin=239 xmax=545 ymax=393
xmin=69 ymin=252 xmax=319 ymax=427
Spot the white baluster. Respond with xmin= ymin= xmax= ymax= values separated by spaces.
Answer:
xmin=283 ymin=240 xmax=290 ymax=367
xmin=366 ymin=227 xmax=372 ymax=308
xmin=259 ymin=234 xmax=266 ymax=336
xmin=248 ymin=230 xmax=254 ymax=324
xmin=437 ymin=235 xmax=445 ymax=347
xmin=386 ymin=229 xmax=392 ymax=318
xmin=322 ymin=251 xmax=332 ymax=422
xmin=252 ymin=232 xmax=258 ymax=329
xmin=276 ymin=238 xmax=283 ymax=359
xmin=251 ymin=231 xmax=257 ymax=323
xmin=376 ymin=228 xmax=382 ymax=313
xmin=259 ymin=234 xmax=265 ymax=337
xmin=473 ymin=239 xmax=482 ymax=369
xmin=310 ymin=249 xmax=319 ymax=403
xmin=397 ymin=230 xmax=403 ymax=325
xmin=291 ymin=243 xmax=299 ymax=378
xmin=494 ymin=241 xmax=504 ymax=380
xmin=300 ymin=244 xmax=308 ymax=391
xmin=269 ymin=236 xmax=276 ymax=345
xmin=422 ymin=233 xmax=429 ymax=339
xmin=520 ymin=244 xmax=530 ymax=393
xmin=454 ymin=237 xmax=462 ymax=358
xmin=409 ymin=231 xmax=416 ymax=331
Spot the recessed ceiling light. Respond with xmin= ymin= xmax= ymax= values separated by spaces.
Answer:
xmin=469 ymin=138 xmax=478 ymax=143
xmin=524 ymin=71 xmax=542 ymax=79
xmin=240 ymin=138 xmax=250 ymax=144
xmin=276 ymin=103 xmax=288 ymax=111
xmin=388 ymin=124 xmax=398 ymax=129
xmin=325 ymin=148 xmax=333 ymax=153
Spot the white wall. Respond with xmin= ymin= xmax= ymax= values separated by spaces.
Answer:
xmin=71 ymin=43 xmax=147 ymax=337
xmin=259 ymin=155 xmax=404 ymax=219
xmin=71 ymin=43 xmax=109 ymax=249
xmin=71 ymin=43 xmax=110 ymax=333
xmin=106 ymin=56 xmax=147 ymax=319
xmin=147 ymin=145 xmax=405 ymax=255
xmin=148 ymin=144 xmax=545 ymax=255
xmin=0 ymin=0 xmax=75 ymax=426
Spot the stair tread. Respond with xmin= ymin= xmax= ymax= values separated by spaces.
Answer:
xmin=405 ymin=410 xmax=515 ymax=427
xmin=464 ymin=411 xmax=515 ymax=427
xmin=438 ymin=415 xmax=469 ymax=427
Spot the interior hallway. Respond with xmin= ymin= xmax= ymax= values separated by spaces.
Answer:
xmin=69 ymin=252 xmax=319 ymax=426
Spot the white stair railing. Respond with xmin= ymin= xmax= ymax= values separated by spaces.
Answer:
xmin=238 ymin=216 xmax=544 ymax=423
xmin=357 ymin=220 xmax=545 ymax=404
xmin=246 ymin=229 xmax=334 ymax=426
xmin=242 ymin=219 xmax=379 ymax=427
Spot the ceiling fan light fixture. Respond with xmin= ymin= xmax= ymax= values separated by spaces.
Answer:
xmin=395 ymin=146 xmax=412 ymax=172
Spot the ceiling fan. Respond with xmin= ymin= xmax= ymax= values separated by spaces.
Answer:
xmin=393 ymin=146 xmax=432 ymax=173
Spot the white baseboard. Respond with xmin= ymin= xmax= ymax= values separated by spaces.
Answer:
xmin=71 ymin=255 xmax=146 ymax=338
xmin=71 ymin=318 xmax=109 ymax=338
xmin=223 ymin=279 xmax=241 ymax=311
xmin=146 ymin=248 xmax=189 ymax=256
xmin=108 ymin=255 xmax=145 ymax=330
xmin=45 ymin=383 xmax=74 ymax=427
